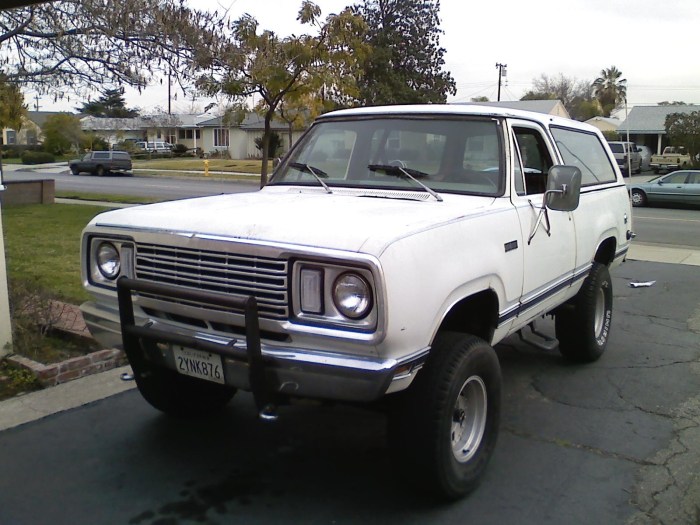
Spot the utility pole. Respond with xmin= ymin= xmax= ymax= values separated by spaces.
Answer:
xmin=495 ymin=63 xmax=507 ymax=101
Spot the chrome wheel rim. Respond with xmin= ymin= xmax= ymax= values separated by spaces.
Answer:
xmin=451 ymin=375 xmax=487 ymax=463
xmin=631 ymin=192 xmax=642 ymax=205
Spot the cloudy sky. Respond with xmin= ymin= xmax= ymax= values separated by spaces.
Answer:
xmin=35 ymin=0 xmax=700 ymax=114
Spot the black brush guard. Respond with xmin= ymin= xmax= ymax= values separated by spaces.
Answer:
xmin=116 ymin=277 xmax=278 ymax=420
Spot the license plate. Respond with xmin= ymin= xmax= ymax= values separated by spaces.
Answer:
xmin=173 ymin=346 xmax=225 ymax=384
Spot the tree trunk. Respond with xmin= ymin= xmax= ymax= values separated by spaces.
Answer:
xmin=260 ymin=110 xmax=273 ymax=188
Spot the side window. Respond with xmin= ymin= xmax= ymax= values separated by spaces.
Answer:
xmin=664 ymin=172 xmax=688 ymax=184
xmin=93 ymin=152 xmax=110 ymax=160
xmin=550 ymin=127 xmax=617 ymax=185
xmin=513 ymin=126 xmax=554 ymax=195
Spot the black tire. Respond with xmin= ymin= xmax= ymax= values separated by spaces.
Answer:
xmin=96 ymin=165 xmax=105 ymax=176
xmin=555 ymin=262 xmax=613 ymax=363
xmin=388 ymin=333 xmax=501 ymax=500
xmin=133 ymin=363 xmax=236 ymax=418
xmin=70 ymin=167 xmax=80 ymax=175
xmin=652 ymin=167 xmax=659 ymax=174
xmin=631 ymin=189 xmax=647 ymax=207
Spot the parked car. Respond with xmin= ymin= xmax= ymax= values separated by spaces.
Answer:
xmin=69 ymin=150 xmax=132 ymax=176
xmin=608 ymin=141 xmax=642 ymax=174
xmin=650 ymin=146 xmax=691 ymax=174
xmin=630 ymin=170 xmax=700 ymax=207
xmin=136 ymin=141 xmax=173 ymax=154
xmin=637 ymin=145 xmax=652 ymax=171
xmin=80 ymin=104 xmax=632 ymax=500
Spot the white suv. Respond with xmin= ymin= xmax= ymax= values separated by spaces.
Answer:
xmin=81 ymin=105 xmax=633 ymax=500
xmin=136 ymin=141 xmax=172 ymax=154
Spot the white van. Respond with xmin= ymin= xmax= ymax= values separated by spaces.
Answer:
xmin=136 ymin=141 xmax=173 ymax=154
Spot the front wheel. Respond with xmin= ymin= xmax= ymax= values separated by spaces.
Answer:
xmin=388 ymin=333 xmax=501 ymax=500
xmin=555 ymin=262 xmax=613 ymax=362
xmin=70 ymin=167 xmax=80 ymax=175
xmin=631 ymin=189 xmax=647 ymax=207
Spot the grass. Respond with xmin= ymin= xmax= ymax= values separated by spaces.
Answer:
xmin=132 ymin=158 xmax=271 ymax=174
xmin=2 ymin=203 xmax=110 ymax=304
xmin=56 ymin=190 xmax=163 ymax=204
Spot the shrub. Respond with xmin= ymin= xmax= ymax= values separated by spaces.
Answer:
xmin=172 ymin=143 xmax=189 ymax=156
xmin=254 ymin=132 xmax=283 ymax=158
xmin=20 ymin=151 xmax=56 ymax=164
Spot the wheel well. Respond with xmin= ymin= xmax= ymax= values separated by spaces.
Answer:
xmin=436 ymin=290 xmax=498 ymax=342
xmin=594 ymin=237 xmax=616 ymax=266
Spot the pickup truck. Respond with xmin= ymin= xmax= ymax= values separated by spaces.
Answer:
xmin=69 ymin=150 xmax=132 ymax=176
xmin=80 ymin=105 xmax=633 ymax=500
xmin=650 ymin=146 xmax=690 ymax=173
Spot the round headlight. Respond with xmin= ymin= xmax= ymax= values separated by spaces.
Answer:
xmin=333 ymin=273 xmax=372 ymax=319
xmin=97 ymin=242 xmax=120 ymax=279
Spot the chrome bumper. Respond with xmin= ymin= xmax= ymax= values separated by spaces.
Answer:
xmin=81 ymin=279 xmax=427 ymax=406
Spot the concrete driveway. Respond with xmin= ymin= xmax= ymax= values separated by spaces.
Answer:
xmin=0 ymin=260 xmax=698 ymax=525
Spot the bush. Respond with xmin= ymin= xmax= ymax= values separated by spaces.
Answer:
xmin=20 ymin=151 xmax=56 ymax=164
xmin=1 ymin=144 xmax=44 ymax=159
xmin=254 ymin=132 xmax=283 ymax=158
xmin=172 ymin=143 xmax=189 ymax=156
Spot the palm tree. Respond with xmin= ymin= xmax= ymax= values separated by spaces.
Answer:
xmin=592 ymin=66 xmax=627 ymax=117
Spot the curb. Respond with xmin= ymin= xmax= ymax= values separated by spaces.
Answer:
xmin=7 ymin=348 xmax=128 ymax=387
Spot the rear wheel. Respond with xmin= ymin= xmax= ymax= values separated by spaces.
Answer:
xmin=631 ymin=189 xmax=647 ymax=207
xmin=556 ymin=262 xmax=613 ymax=363
xmin=388 ymin=333 xmax=501 ymax=500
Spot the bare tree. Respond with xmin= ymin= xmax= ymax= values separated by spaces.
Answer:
xmin=0 ymin=0 xmax=229 ymax=101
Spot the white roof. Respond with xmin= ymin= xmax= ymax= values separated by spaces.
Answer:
xmin=320 ymin=104 xmax=595 ymax=133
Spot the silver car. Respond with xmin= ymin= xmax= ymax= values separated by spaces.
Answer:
xmin=630 ymin=170 xmax=700 ymax=207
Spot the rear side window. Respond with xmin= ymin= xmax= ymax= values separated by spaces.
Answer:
xmin=93 ymin=152 xmax=110 ymax=159
xmin=551 ymin=127 xmax=617 ymax=185
xmin=114 ymin=152 xmax=130 ymax=160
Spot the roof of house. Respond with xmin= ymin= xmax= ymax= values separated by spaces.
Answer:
xmin=585 ymin=116 xmax=620 ymax=128
xmin=26 ymin=111 xmax=76 ymax=128
xmin=198 ymin=112 xmax=289 ymax=131
xmin=617 ymin=105 xmax=698 ymax=134
xmin=455 ymin=100 xmax=571 ymax=119
xmin=80 ymin=113 xmax=214 ymax=131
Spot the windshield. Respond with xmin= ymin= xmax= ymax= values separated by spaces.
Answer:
xmin=270 ymin=117 xmax=504 ymax=196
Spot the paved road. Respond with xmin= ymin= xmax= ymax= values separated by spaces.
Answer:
xmin=0 ymin=260 xmax=698 ymax=525
xmin=3 ymin=166 xmax=260 ymax=200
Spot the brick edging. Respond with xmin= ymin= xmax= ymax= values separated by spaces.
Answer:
xmin=8 ymin=348 xmax=128 ymax=387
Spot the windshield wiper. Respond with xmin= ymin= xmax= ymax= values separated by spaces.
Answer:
xmin=288 ymin=162 xmax=332 ymax=194
xmin=368 ymin=164 xmax=442 ymax=202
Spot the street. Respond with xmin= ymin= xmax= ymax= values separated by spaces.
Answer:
xmin=4 ymin=166 xmax=700 ymax=249
xmin=0 ymin=260 xmax=698 ymax=525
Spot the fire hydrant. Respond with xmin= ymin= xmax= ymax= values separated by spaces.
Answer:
xmin=203 ymin=159 xmax=209 ymax=177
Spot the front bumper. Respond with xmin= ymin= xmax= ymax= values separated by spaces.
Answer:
xmin=82 ymin=278 xmax=427 ymax=407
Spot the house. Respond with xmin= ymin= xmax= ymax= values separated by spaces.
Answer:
xmin=585 ymin=116 xmax=620 ymax=134
xmin=81 ymin=112 xmax=305 ymax=159
xmin=457 ymin=100 xmax=571 ymax=119
xmin=1 ymin=111 xmax=70 ymax=146
xmin=616 ymin=105 xmax=697 ymax=154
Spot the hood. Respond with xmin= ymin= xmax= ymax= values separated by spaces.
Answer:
xmin=90 ymin=186 xmax=496 ymax=256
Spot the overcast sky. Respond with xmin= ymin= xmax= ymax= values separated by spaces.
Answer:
xmin=34 ymin=0 xmax=700 ymax=115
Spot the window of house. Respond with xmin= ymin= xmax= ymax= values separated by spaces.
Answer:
xmin=178 ymin=129 xmax=201 ymax=140
xmin=6 ymin=130 xmax=16 ymax=145
xmin=214 ymin=128 xmax=229 ymax=148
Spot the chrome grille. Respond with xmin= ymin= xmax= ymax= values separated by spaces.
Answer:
xmin=134 ymin=243 xmax=288 ymax=320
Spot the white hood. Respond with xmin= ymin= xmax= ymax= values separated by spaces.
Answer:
xmin=91 ymin=187 xmax=496 ymax=256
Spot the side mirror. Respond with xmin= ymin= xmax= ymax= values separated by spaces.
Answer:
xmin=272 ymin=157 xmax=281 ymax=169
xmin=545 ymin=165 xmax=581 ymax=211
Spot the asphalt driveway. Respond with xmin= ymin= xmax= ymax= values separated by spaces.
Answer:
xmin=0 ymin=260 xmax=698 ymax=525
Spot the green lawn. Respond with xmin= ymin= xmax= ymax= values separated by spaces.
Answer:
xmin=2 ymin=203 xmax=110 ymax=304
xmin=133 ymin=158 xmax=272 ymax=174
